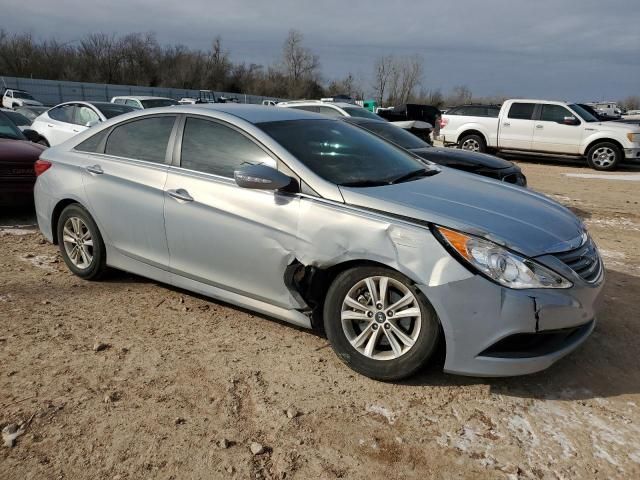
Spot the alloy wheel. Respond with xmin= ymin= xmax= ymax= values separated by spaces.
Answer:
xmin=340 ymin=276 xmax=422 ymax=361
xmin=591 ymin=147 xmax=616 ymax=168
xmin=62 ymin=216 xmax=94 ymax=269
xmin=461 ymin=138 xmax=480 ymax=151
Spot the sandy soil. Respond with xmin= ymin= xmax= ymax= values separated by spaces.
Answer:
xmin=1 ymin=160 xmax=640 ymax=479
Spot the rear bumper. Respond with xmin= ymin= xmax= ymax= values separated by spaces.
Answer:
xmin=418 ymin=271 xmax=604 ymax=377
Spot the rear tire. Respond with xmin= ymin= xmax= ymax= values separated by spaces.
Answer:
xmin=323 ymin=266 xmax=440 ymax=381
xmin=586 ymin=142 xmax=621 ymax=171
xmin=458 ymin=134 xmax=486 ymax=153
xmin=57 ymin=204 xmax=107 ymax=280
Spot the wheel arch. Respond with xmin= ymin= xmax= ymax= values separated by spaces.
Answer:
xmin=582 ymin=137 xmax=624 ymax=157
xmin=458 ymin=129 xmax=488 ymax=146
xmin=51 ymin=199 xmax=82 ymax=244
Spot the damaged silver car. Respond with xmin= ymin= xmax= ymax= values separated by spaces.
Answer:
xmin=34 ymin=105 xmax=605 ymax=380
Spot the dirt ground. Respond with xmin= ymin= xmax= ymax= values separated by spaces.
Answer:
xmin=1 ymin=158 xmax=640 ymax=479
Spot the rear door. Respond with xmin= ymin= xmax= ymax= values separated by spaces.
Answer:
xmin=531 ymin=104 xmax=584 ymax=154
xmin=80 ymin=115 xmax=178 ymax=269
xmin=163 ymin=115 xmax=301 ymax=308
xmin=498 ymin=102 xmax=536 ymax=150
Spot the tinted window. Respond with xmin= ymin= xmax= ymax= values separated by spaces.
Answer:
xmin=180 ymin=117 xmax=273 ymax=177
xmin=358 ymin=121 xmax=428 ymax=149
xmin=0 ymin=111 xmax=26 ymax=140
xmin=570 ymin=104 xmax=598 ymax=123
xmin=49 ymin=105 xmax=75 ymax=123
xmin=75 ymin=105 xmax=100 ymax=126
xmin=113 ymin=99 xmax=126 ymax=104
xmin=14 ymin=91 xmax=35 ymax=100
xmin=125 ymin=99 xmax=141 ymax=108
xmin=290 ymin=105 xmax=320 ymax=113
xmin=105 ymin=116 xmax=175 ymax=163
xmin=141 ymin=99 xmax=179 ymax=108
xmin=318 ymin=106 xmax=344 ymax=118
xmin=95 ymin=103 xmax=137 ymax=119
xmin=540 ymin=105 xmax=573 ymax=123
xmin=4 ymin=110 xmax=31 ymax=126
xmin=508 ymin=103 xmax=536 ymax=120
xmin=342 ymin=107 xmax=385 ymax=120
xmin=258 ymin=119 xmax=427 ymax=186
xmin=75 ymin=129 xmax=109 ymax=153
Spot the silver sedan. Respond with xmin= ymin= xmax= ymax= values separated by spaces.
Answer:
xmin=34 ymin=105 xmax=604 ymax=380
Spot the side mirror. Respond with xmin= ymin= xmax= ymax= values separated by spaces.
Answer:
xmin=562 ymin=116 xmax=580 ymax=126
xmin=234 ymin=164 xmax=292 ymax=191
xmin=85 ymin=120 xmax=100 ymax=128
xmin=22 ymin=129 xmax=40 ymax=142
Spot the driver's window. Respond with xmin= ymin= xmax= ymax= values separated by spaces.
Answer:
xmin=6 ymin=91 xmax=13 ymax=98
xmin=540 ymin=105 xmax=574 ymax=123
xmin=75 ymin=106 xmax=100 ymax=126
xmin=180 ymin=117 xmax=275 ymax=178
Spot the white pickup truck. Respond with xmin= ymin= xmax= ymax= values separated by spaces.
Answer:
xmin=2 ymin=89 xmax=44 ymax=109
xmin=440 ymin=99 xmax=640 ymax=170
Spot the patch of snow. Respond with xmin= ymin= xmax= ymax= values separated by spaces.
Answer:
xmin=19 ymin=254 xmax=57 ymax=271
xmin=586 ymin=217 xmax=640 ymax=232
xmin=564 ymin=173 xmax=640 ymax=181
xmin=365 ymin=404 xmax=397 ymax=425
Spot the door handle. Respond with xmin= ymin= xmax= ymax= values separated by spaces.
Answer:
xmin=167 ymin=188 xmax=194 ymax=202
xmin=72 ymin=129 xmax=80 ymax=133
xmin=86 ymin=165 xmax=103 ymax=175
xmin=503 ymin=122 xmax=510 ymax=127
xmin=536 ymin=125 xmax=544 ymax=129
xmin=47 ymin=124 xmax=54 ymax=127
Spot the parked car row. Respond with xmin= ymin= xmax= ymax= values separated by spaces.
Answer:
xmin=439 ymin=99 xmax=640 ymax=170
xmin=32 ymin=104 xmax=604 ymax=381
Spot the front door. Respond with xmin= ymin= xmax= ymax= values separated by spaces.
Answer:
xmin=531 ymin=104 xmax=584 ymax=154
xmin=499 ymin=102 xmax=536 ymax=150
xmin=163 ymin=116 xmax=301 ymax=308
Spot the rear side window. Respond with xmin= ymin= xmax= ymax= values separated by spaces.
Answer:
xmin=508 ymin=103 xmax=536 ymax=120
xmin=48 ymin=105 xmax=75 ymax=123
xmin=105 ymin=116 xmax=175 ymax=163
xmin=75 ymin=129 xmax=109 ymax=153
xmin=180 ymin=117 xmax=273 ymax=177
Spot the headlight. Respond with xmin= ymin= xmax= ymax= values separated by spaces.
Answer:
xmin=435 ymin=226 xmax=572 ymax=289
xmin=627 ymin=132 xmax=640 ymax=143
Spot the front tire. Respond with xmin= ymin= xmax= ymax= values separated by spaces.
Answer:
xmin=323 ymin=266 xmax=440 ymax=381
xmin=458 ymin=134 xmax=486 ymax=153
xmin=57 ymin=204 xmax=107 ymax=280
xmin=586 ymin=142 xmax=621 ymax=171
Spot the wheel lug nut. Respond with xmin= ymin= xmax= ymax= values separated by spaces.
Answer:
xmin=376 ymin=303 xmax=383 ymax=310
xmin=372 ymin=324 xmax=378 ymax=330
xmin=367 ymin=311 xmax=373 ymax=318
xmin=384 ymin=323 xmax=391 ymax=330
xmin=387 ymin=311 xmax=393 ymax=317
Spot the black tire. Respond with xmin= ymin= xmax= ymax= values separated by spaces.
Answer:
xmin=586 ymin=142 xmax=622 ymax=171
xmin=458 ymin=133 xmax=486 ymax=153
xmin=323 ymin=266 xmax=440 ymax=381
xmin=56 ymin=204 xmax=107 ymax=280
xmin=37 ymin=137 xmax=50 ymax=147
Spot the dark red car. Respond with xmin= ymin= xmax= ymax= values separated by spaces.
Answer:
xmin=0 ymin=111 xmax=46 ymax=206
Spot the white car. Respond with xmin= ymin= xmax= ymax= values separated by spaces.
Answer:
xmin=277 ymin=100 xmax=384 ymax=120
xmin=2 ymin=89 xmax=43 ymax=109
xmin=31 ymin=101 xmax=137 ymax=147
xmin=111 ymin=96 xmax=179 ymax=109
xmin=440 ymin=99 xmax=640 ymax=170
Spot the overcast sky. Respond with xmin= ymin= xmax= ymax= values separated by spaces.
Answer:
xmin=4 ymin=0 xmax=639 ymax=100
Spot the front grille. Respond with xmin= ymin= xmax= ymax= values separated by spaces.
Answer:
xmin=553 ymin=236 xmax=601 ymax=282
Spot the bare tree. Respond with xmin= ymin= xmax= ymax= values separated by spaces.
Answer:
xmin=446 ymin=85 xmax=473 ymax=106
xmin=281 ymin=30 xmax=320 ymax=97
xmin=372 ymin=55 xmax=394 ymax=106
xmin=373 ymin=54 xmax=423 ymax=106
xmin=620 ymin=95 xmax=640 ymax=111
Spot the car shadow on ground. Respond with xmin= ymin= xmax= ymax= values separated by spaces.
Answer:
xmin=501 ymin=153 xmax=640 ymax=172
xmin=404 ymin=268 xmax=640 ymax=401
xmin=0 ymin=204 xmax=37 ymax=227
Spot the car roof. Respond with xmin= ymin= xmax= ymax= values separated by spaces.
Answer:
xmin=166 ymin=103 xmax=325 ymax=123
xmin=278 ymin=100 xmax=358 ymax=109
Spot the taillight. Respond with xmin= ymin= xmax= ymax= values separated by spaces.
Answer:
xmin=439 ymin=117 xmax=449 ymax=128
xmin=34 ymin=159 xmax=52 ymax=176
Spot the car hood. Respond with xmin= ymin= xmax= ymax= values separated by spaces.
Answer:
xmin=410 ymin=147 xmax=515 ymax=170
xmin=0 ymin=138 xmax=46 ymax=163
xmin=589 ymin=121 xmax=640 ymax=134
xmin=339 ymin=168 xmax=584 ymax=257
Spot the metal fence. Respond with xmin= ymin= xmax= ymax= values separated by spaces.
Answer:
xmin=0 ymin=76 xmax=285 ymax=106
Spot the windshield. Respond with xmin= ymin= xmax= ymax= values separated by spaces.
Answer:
xmin=342 ymin=107 xmax=385 ymax=120
xmin=16 ymin=107 xmax=47 ymax=120
xmin=357 ymin=121 xmax=429 ymax=149
xmin=141 ymin=98 xmax=179 ymax=108
xmin=4 ymin=111 xmax=31 ymax=126
xmin=258 ymin=119 xmax=429 ymax=186
xmin=95 ymin=103 xmax=137 ymax=119
xmin=0 ymin=111 xmax=27 ymax=140
xmin=569 ymin=103 xmax=599 ymax=123
xmin=13 ymin=91 xmax=35 ymax=100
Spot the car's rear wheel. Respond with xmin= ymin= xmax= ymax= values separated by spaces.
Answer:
xmin=586 ymin=142 xmax=621 ymax=171
xmin=458 ymin=134 xmax=486 ymax=153
xmin=57 ymin=204 xmax=106 ymax=280
xmin=323 ymin=266 xmax=440 ymax=381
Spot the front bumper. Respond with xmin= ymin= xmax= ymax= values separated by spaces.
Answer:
xmin=419 ymin=269 xmax=604 ymax=377
xmin=624 ymin=147 xmax=640 ymax=161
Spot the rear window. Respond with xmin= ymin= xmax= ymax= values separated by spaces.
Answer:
xmin=96 ymin=103 xmax=138 ymax=119
xmin=141 ymin=99 xmax=179 ymax=108
xmin=105 ymin=116 xmax=175 ymax=163
xmin=508 ymin=103 xmax=536 ymax=120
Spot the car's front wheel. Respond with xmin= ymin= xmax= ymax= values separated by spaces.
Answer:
xmin=57 ymin=204 xmax=107 ymax=280
xmin=586 ymin=142 xmax=621 ymax=171
xmin=323 ymin=266 xmax=440 ymax=381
